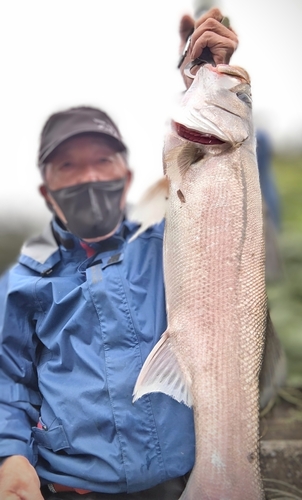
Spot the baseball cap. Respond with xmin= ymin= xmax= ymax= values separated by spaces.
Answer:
xmin=38 ymin=106 xmax=127 ymax=168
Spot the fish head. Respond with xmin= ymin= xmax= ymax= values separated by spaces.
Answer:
xmin=171 ymin=64 xmax=254 ymax=152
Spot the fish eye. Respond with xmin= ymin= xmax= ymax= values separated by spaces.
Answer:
xmin=236 ymin=92 xmax=252 ymax=107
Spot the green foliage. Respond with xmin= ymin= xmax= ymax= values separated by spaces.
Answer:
xmin=268 ymin=154 xmax=302 ymax=386
xmin=0 ymin=222 xmax=42 ymax=274
xmin=275 ymin=155 xmax=302 ymax=229
xmin=0 ymin=231 xmax=26 ymax=274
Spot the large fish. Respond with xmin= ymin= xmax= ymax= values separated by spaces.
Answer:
xmin=131 ymin=63 xmax=286 ymax=500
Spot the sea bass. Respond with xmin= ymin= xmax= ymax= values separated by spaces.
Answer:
xmin=131 ymin=64 xmax=285 ymax=500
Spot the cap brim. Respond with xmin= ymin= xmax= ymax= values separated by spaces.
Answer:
xmin=39 ymin=129 xmax=127 ymax=166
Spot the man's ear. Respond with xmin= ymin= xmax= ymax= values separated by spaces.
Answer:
xmin=39 ymin=184 xmax=48 ymax=199
xmin=126 ymin=169 xmax=133 ymax=188
xmin=39 ymin=184 xmax=55 ymax=213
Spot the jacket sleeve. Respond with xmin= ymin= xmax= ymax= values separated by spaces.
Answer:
xmin=0 ymin=269 xmax=41 ymax=465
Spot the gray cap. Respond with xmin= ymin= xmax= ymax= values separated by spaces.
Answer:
xmin=38 ymin=106 xmax=127 ymax=168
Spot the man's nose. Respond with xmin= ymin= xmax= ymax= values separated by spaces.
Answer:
xmin=80 ymin=164 xmax=101 ymax=183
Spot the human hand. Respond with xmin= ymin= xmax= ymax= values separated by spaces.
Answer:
xmin=178 ymin=8 xmax=238 ymax=88
xmin=0 ymin=456 xmax=43 ymax=500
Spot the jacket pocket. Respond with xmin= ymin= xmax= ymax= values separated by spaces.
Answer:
xmin=32 ymin=424 xmax=70 ymax=452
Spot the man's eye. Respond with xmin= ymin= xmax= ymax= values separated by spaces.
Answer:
xmin=97 ymin=157 xmax=112 ymax=164
xmin=59 ymin=162 xmax=73 ymax=169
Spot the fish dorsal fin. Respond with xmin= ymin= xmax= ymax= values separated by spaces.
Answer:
xmin=165 ymin=142 xmax=202 ymax=183
xmin=132 ymin=331 xmax=193 ymax=407
xmin=128 ymin=176 xmax=169 ymax=242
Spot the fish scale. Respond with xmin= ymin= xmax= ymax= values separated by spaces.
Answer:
xmin=131 ymin=64 xmax=286 ymax=500
xmin=165 ymin=145 xmax=265 ymax=499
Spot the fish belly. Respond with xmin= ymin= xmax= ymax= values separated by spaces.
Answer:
xmin=165 ymin=150 xmax=266 ymax=500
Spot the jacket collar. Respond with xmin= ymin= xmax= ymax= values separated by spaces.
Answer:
xmin=19 ymin=217 xmax=139 ymax=275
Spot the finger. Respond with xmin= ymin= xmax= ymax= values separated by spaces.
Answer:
xmin=191 ymin=29 xmax=238 ymax=61
xmin=194 ymin=7 xmax=224 ymax=27
xmin=191 ymin=20 xmax=238 ymax=57
xmin=212 ymin=42 xmax=238 ymax=65
xmin=179 ymin=14 xmax=195 ymax=47
xmin=193 ymin=32 xmax=238 ymax=65
xmin=194 ymin=18 xmax=238 ymax=40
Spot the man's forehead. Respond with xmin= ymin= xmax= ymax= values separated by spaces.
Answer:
xmin=47 ymin=133 xmax=121 ymax=159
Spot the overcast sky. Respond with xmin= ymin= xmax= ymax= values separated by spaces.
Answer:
xmin=1 ymin=0 xmax=301 ymax=227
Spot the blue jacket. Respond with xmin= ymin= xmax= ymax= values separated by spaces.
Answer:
xmin=256 ymin=130 xmax=281 ymax=229
xmin=0 ymin=218 xmax=195 ymax=494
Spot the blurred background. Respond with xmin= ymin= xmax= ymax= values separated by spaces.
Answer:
xmin=0 ymin=0 xmax=301 ymax=385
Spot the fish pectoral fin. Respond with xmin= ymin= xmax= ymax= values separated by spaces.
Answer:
xmin=165 ymin=142 xmax=202 ymax=183
xmin=132 ymin=331 xmax=193 ymax=407
xmin=127 ymin=176 xmax=169 ymax=242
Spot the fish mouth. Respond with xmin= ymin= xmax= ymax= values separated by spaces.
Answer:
xmin=173 ymin=121 xmax=226 ymax=145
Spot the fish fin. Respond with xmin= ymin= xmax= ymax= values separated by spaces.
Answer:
xmin=132 ymin=331 xmax=193 ymax=407
xmin=164 ymin=145 xmax=183 ymax=184
xmin=259 ymin=310 xmax=287 ymax=410
xmin=165 ymin=142 xmax=202 ymax=183
xmin=127 ymin=176 xmax=169 ymax=242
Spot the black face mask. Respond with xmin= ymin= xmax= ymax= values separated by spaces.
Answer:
xmin=49 ymin=178 xmax=127 ymax=239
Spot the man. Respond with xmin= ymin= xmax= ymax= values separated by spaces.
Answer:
xmin=0 ymin=9 xmax=238 ymax=500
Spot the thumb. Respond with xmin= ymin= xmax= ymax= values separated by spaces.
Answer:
xmin=179 ymin=14 xmax=194 ymax=45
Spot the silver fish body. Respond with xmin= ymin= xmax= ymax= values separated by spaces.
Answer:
xmin=132 ymin=64 xmax=283 ymax=499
